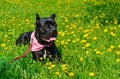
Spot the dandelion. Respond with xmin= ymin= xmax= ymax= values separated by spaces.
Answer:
xmin=61 ymin=64 xmax=66 ymax=68
xmin=40 ymin=57 xmax=43 ymax=60
xmin=76 ymin=38 xmax=80 ymax=42
xmin=86 ymin=51 xmax=89 ymax=56
xmin=110 ymin=45 xmax=115 ymax=49
xmin=1 ymin=43 xmax=6 ymax=47
xmin=81 ymin=39 xmax=87 ymax=43
xmin=51 ymin=64 xmax=55 ymax=68
xmin=25 ymin=19 xmax=30 ymax=24
xmin=8 ymin=32 xmax=12 ymax=35
xmin=4 ymin=35 xmax=8 ymax=38
xmin=116 ymin=51 xmax=120 ymax=55
xmin=116 ymin=59 xmax=120 ymax=62
xmin=68 ymin=72 xmax=74 ymax=77
xmin=114 ymin=19 xmax=118 ymax=24
xmin=110 ymin=32 xmax=116 ymax=36
xmin=103 ymin=28 xmax=108 ymax=32
xmin=58 ymin=31 xmax=62 ymax=35
xmin=72 ymin=40 xmax=76 ymax=43
xmin=82 ymin=47 xmax=86 ymax=49
xmin=48 ymin=67 xmax=51 ymax=70
xmin=85 ymin=43 xmax=90 ymax=48
xmin=93 ymin=36 xmax=97 ymax=40
xmin=75 ymin=14 xmax=79 ymax=17
xmin=61 ymin=32 xmax=65 ymax=36
xmin=94 ymin=49 xmax=97 ymax=52
xmin=89 ymin=72 xmax=95 ymax=77
xmin=61 ymin=64 xmax=67 ymax=72
xmin=55 ymin=71 xmax=60 ymax=76
xmin=108 ymin=45 xmax=115 ymax=52
xmin=96 ymin=51 xmax=101 ymax=55
xmin=79 ymin=57 xmax=83 ymax=61
xmin=65 ymin=19 xmax=68 ymax=22
xmin=67 ymin=39 xmax=70 ymax=42
xmin=84 ymin=29 xmax=89 ymax=33
xmin=65 ymin=42 xmax=68 ymax=45
xmin=95 ymin=23 xmax=100 ymax=29
xmin=84 ymin=33 xmax=89 ymax=38
xmin=61 ymin=40 xmax=65 ymax=45
xmin=118 ymin=44 xmax=120 ymax=48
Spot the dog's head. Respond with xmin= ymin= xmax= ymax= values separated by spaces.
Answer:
xmin=35 ymin=14 xmax=58 ymax=44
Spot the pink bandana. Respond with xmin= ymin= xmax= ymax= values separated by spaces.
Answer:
xmin=30 ymin=31 xmax=56 ymax=51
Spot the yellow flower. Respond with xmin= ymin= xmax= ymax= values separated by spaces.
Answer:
xmin=48 ymin=67 xmax=51 ymax=70
xmin=76 ymin=38 xmax=80 ymax=42
xmin=75 ymin=14 xmax=79 ymax=17
xmin=93 ymin=36 xmax=97 ymax=40
xmin=40 ymin=57 xmax=43 ymax=60
xmin=118 ymin=45 xmax=120 ymax=48
xmin=61 ymin=64 xmax=66 ymax=68
xmin=110 ymin=45 xmax=115 ymax=49
xmin=84 ymin=29 xmax=89 ymax=33
xmin=1 ymin=43 xmax=6 ymax=47
xmin=82 ymin=47 xmax=86 ymax=49
xmin=51 ymin=64 xmax=55 ymax=68
xmin=45 ymin=62 xmax=52 ymax=66
xmin=61 ymin=32 xmax=65 ymax=36
xmin=103 ymin=28 xmax=108 ymax=32
xmin=114 ymin=19 xmax=118 ymax=24
xmin=61 ymin=64 xmax=67 ymax=72
xmin=85 ymin=43 xmax=90 ymax=48
xmin=81 ymin=40 xmax=86 ymax=43
xmin=110 ymin=32 xmax=116 ymax=36
xmin=65 ymin=19 xmax=68 ymax=22
xmin=84 ymin=34 xmax=89 ymax=38
xmin=96 ymin=51 xmax=101 ymax=55
xmin=8 ymin=32 xmax=12 ymax=35
xmin=116 ymin=51 xmax=120 ymax=55
xmin=89 ymin=72 xmax=95 ymax=77
xmin=72 ymin=40 xmax=76 ymax=43
xmin=55 ymin=71 xmax=60 ymax=76
xmin=79 ymin=57 xmax=83 ymax=61
xmin=4 ymin=35 xmax=8 ymax=38
xmin=86 ymin=51 xmax=89 ymax=56
xmin=108 ymin=45 xmax=115 ymax=52
xmin=68 ymin=72 xmax=74 ymax=77
xmin=67 ymin=39 xmax=70 ymax=42
xmin=116 ymin=59 xmax=120 ymax=62
xmin=61 ymin=40 xmax=65 ymax=45
xmin=94 ymin=49 xmax=97 ymax=52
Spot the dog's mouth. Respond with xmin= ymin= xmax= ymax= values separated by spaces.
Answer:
xmin=41 ymin=37 xmax=56 ymax=43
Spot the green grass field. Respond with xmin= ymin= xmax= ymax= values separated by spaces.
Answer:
xmin=0 ymin=0 xmax=120 ymax=79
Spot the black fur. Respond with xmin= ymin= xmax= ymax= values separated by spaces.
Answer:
xmin=16 ymin=14 xmax=61 ymax=62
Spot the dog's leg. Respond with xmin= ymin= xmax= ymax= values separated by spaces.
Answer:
xmin=16 ymin=31 xmax=33 ymax=46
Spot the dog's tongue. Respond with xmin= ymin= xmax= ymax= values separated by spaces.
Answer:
xmin=50 ymin=37 xmax=56 ymax=41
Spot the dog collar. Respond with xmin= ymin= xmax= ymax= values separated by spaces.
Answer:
xmin=30 ymin=31 xmax=56 ymax=51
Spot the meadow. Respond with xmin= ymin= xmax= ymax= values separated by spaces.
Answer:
xmin=0 ymin=0 xmax=120 ymax=79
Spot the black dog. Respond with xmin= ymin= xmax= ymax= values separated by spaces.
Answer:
xmin=15 ymin=14 xmax=61 ymax=62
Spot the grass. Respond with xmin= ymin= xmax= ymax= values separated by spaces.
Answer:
xmin=0 ymin=0 xmax=120 ymax=79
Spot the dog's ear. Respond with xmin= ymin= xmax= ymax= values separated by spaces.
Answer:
xmin=36 ymin=14 xmax=41 ymax=25
xmin=36 ymin=14 xmax=40 ymax=20
xmin=51 ymin=14 xmax=56 ymax=20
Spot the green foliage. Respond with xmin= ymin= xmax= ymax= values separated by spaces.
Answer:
xmin=84 ymin=0 xmax=120 ymax=25
xmin=0 ymin=0 xmax=120 ymax=79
